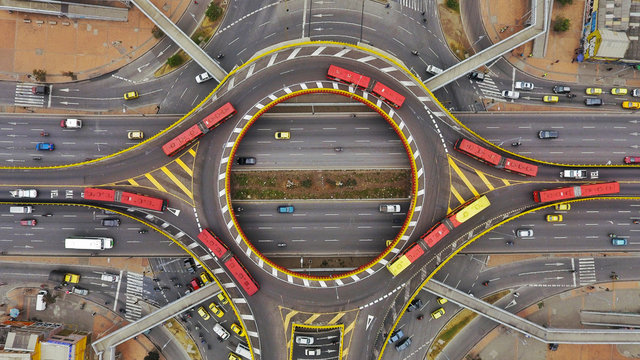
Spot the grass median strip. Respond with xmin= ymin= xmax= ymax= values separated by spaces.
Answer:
xmin=230 ymin=169 xmax=411 ymax=200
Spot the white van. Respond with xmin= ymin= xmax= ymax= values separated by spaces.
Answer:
xmin=425 ymin=65 xmax=444 ymax=75
xmin=65 ymin=237 xmax=113 ymax=250
xmin=234 ymin=343 xmax=251 ymax=359
xmin=10 ymin=206 xmax=32 ymax=214
xmin=36 ymin=290 xmax=47 ymax=311
xmin=213 ymin=323 xmax=229 ymax=340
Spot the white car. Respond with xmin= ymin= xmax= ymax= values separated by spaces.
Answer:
xmin=9 ymin=189 xmax=37 ymax=198
xmin=516 ymin=228 xmax=533 ymax=237
xmin=305 ymin=348 xmax=321 ymax=356
xmin=514 ymin=81 xmax=534 ymax=91
xmin=501 ymin=90 xmax=520 ymax=99
xmin=60 ymin=118 xmax=82 ymax=129
xmin=295 ymin=335 xmax=314 ymax=345
xmin=195 ymin=72 xmax=213 ymax=83
xmin=101 ymin=273 xmax=120 ymax=282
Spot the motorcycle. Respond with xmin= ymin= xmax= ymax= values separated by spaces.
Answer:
xmin=567 ymin=94 xmax=576 ymax=99
xmin=43 ymin=213 xmax=53 ymax=217
xmin=33 ymin=157 xmax=42 ymax=161
xmin=40 ymin=131 xmax=49 ymax=137
xmin=138 ymin=229 xmax=148 ymax=234
xmin=216 ymin=53 xmax=224 ymax=59
xmin=334 ymin=147 xmax=343 ymax=152
xmin=511 ymin=142 xmax=521 ymax=147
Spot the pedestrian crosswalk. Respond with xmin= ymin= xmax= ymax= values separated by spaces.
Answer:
xmin=577 ymin=257 xmax=596 ymax=286
xmin=14 ymin=83 xmax=47 ymax=108
xmin=473 ymin=75 xmax=502 ymax=101
xmin=393 ymin=0 xmax=423 ymax=11
xmin=124 ymin=272 xmax=144 ymax=321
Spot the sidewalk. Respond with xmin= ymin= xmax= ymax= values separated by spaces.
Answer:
xmin=480 ymin=0 xmax=640 ymax=87
xmin=0 ymin=0 xmax=190 ymax=83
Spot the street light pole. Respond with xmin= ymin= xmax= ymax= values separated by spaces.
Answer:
xmin=472 ymin=35 xmax=486 ymax=48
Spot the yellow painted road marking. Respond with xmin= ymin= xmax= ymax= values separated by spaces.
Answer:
xmin=188 ymin=148 xmax=196 ymax=157
xmin=283 ymin=310 xmax=299 ymax=331
xmin=144 ymin=173 xmax=167 ymax=193
xmin=175 ymin=158 xmax=193 ymax=176
xmin=502 ymin=178 xmax=511 ymax=186
xmin=304 ymin=313 xmax=321 ymax=324
xmin=474 ymin=169 xmax=495 ymax=191
xmin=328 ymin=312 xmax=346 ymax=325
xmin=127 ymin=178 xmax=139 ymax=186
xmin=161 ymin=167 xmax=193 ymax=199
xmin=450 ymin=185 xmax=464 ymax=204
xmin=449 ymin=158 xmax=479 ymax=196
xmin=344 ymin=320 xmax=355 ymax=334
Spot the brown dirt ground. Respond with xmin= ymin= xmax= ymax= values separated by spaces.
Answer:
xmin=230 ymin=170 xmax=412 ymax=200
xmin=438 ymin=0 xmax=474 ymax=60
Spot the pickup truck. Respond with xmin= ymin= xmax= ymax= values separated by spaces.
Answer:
xmin=560 ymin=169 xmax=598 ymax=179
xmin=379 ymin=204 xmax=401 ymax=213
xmin=9 ymin=189 xmax=37 ymax=198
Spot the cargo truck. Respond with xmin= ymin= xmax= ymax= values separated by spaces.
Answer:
xmin=560 ymin=169 xmax=598 ymax=179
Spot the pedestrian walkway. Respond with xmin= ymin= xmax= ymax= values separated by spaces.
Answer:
xmin=14 ymin=83 xmax=46 ymax=108
xmin=393 ymin=0 xmax=422 ymax=11
xmin=124 ymin=272 xmax=144 ymax=321
xmin=474 ymin=74 xmax=502 ymax=101
xmin=577 ymin=257 xmax=596 ymax=286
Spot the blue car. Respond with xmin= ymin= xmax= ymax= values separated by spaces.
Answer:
xmin=277 ymin=205 xmax=294 ymax=213
xmin=36 ymin=143 xmax=54 ymax=151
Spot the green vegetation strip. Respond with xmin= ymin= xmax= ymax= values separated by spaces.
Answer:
xmin=230 ymin=170 xmax=411 ymax=200
xmin=427 ymin=290 xmax=510 ymax=360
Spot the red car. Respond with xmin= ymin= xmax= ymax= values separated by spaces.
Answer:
xmin=190 ymin=278 xmax=202 ymax=290
xmin=20 ymin=219 xmax=37 ymax=226
xmin=625 ymin=156 xmax=639 ymax=164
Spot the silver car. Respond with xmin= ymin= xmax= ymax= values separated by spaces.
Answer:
xmin=516 ymin=228 xmax=533 ymax=237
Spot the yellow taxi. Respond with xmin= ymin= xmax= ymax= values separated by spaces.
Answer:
xmin=622 ymin=101 xmax=640 ymax=109
xmin=555 ymin=203 xmax=571 ymax=211
xmin=546 ymin=214 xmax=563 ymax=222
xmin=543 ymin=95 xmax=559 ymax=103
xmin=274 ymin=131 xmax=290 ymax=140
xmin=231 ymin=323 xmax=245 ymax=337
xmin=586 ymin=87 xmax=602 ymax=95
xmin=228 ymin=353 xmax=241 ymax=360
xmin=123 ymin=91 xmax=139 ymax=100
xmin=431 ymin=307 xmax=445 ymax=319
xmin=217 ymin=292 xmax=229 ymax=305
xmin=611 ymin=88 xmax=628 ymax=95
xmin=197 ymin=306 xmax=210 ymax=320
xmin=199 ymin=272 xmax=210 ymax=285
xmin=209 ymin=302 xmax=224 ymax=318
xmin=437 ymin=297 xmax=448 ymax=305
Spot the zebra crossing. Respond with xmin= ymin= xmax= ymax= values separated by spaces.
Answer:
xmin=124 ymin=272 xmax=144 ymax=321
xmin=393 ymin=0 xmax=423 ymax=11
xmin=577 ymin=257 xmax=596 ymax=286
xmin=473 ymin=75 xmax=503 ymax=101
xmin=14 ymin=83 xmax=48 ymax=108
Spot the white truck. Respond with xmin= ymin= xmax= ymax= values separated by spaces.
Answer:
xmin=65 ymin=237 xmax=113 ymax=250
xmin=379 ymin=204 xmax=401 ymax=213
xmin=9 ymin=189 xmax=37 ymax=198
xmin=560 ymin=169 xmax=598 ymax=179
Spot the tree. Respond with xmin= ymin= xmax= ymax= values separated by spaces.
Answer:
xmin=166 ymin=54 xmax=184 ymax=67
xmin=32 ymin=69 xmax=46 ymax=82
xmin=557 ymin=0 xmax=573 ymax=5
xmin=206 ymin=4 xmax=223 ymax=21
xmin=144 ymin=351 xmax=159 ymax=360
xmin=446 ymin=0 xmax=459 ymax=11
xmin=553 ymin=16 xmax=570 ymax=32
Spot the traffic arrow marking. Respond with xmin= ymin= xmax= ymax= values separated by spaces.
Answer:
xmin=366 ymin=315 xmax=374 ymax=330
xmin=166 ymin=207 xmax=181 ymax=216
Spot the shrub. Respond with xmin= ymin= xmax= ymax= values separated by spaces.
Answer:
xmin=151 ymin=26 xmax=164 ymax=39
xmin=144 ymin=351 xmax=159 ymax=360
xmin=32 ymin=69 xmax=46 ymax=82
xmin=553 ymin=16 xmax=570 ymax=32
xmin=206 ymin=4 xmax=223 ymax=22
xmin=557 ymin=0 xmax=572 ymax=5
xmin=166 ymin=54 xmax=184 ymax=67
xmin=301 ymin=179 xmax=312 ymax=188
xmin=446 ymin=0 xmax=459 ymax=11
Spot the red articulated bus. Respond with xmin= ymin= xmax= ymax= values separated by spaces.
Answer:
xmin=163 ymin=102 xmax=236 ymax=156
xmin=327 ymin=65 xmax=372 ymax=90
xmin=371 ymin=82 xmax=405 ymax=108
xmin=533 ymin=182 xmax=620 ymax=202
xmin=420 ymin=222 xmax=450 ymax=248
xmin=454 ymin=138 xmax=538 ymax=177
xmin=224 ymin=256 xmax=259 ymax=296
xmin=198 ymin=228 xmax=229 ymax=259
xmin=84 ymin=187 xmax=167 ymax=211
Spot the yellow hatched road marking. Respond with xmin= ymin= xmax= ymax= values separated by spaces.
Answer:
xmin=450 ymin=185 xmax=464 ymax=204
xmin=474 ymin=169 xmax=495 ymax=191
xmin=449 ymin=158 xmax=479 ymax=196
xmin=283 ymin=310 xmax=299 ymax=331
xmin=304 ymin=313 xmax=321 ymax=324
xmin=188 ymin=148 xmax=196 ymax=157
xmin=502 ymin=178 xmax=511 ymax=186
xmin=328 ymin=312 xmax=346 ymax=325
xmin=175 ymin=158 xmax=193 ymax=176
xmin=144 ymin=173 xmax=167 ymax=192
xmin=161 ymin=167 xmax=193 ymax=199
xmin=127 ymin=178 xmax=139 ymax=186
xmin=344 ymin=319 xmax=356 ymax=334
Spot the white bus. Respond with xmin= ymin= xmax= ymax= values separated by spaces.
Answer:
xmin=65 ymin=237 xmax=113 ymax=250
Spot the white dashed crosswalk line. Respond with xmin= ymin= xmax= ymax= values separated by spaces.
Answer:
xmin=15 ymin=83 xmax=46 ymax=108
xmin=578 ymin=257 xmax=596 ymax=285
xmin=124 ymin=272 xmax=144 ymax=321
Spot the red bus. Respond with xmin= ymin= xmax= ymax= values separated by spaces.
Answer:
xmin=371 ymin=82 xmax=405 ymax=108
xmin=327 ymin=65 xmax=371 ymax=90
xmin=83 ymin=187 xmax=167 ymax=211
xmin=502 ymin=158 xmax=539 ymax=177
xmin=198 ymin=228 xmax=229 ymax=259
xmin=224 ymin=256 xmax=259 ymax=296
xmin=533 ymin=182 xmax=620 ymax=202
xmin=163 ymin=102 xmax=236 ymax=156
xmin=420 ymin=222 xmax=450 ymax=248
xmin=454 ymin=138 xmax=502 ymax=166
xmin=454 ymin=138 xmax=538 ymax=177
